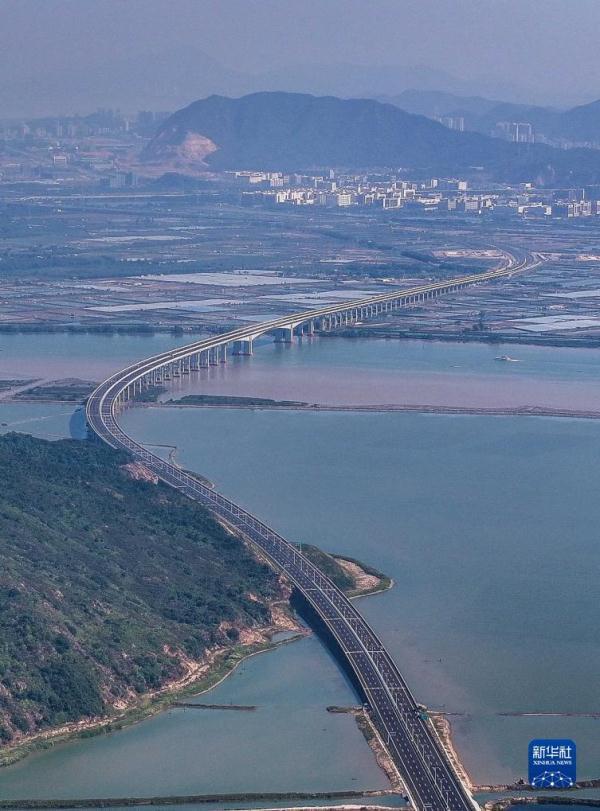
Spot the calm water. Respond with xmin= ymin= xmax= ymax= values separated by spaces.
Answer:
xmin=159 ymin=336 xmax=600 ymax=409
xmin=0 ymin=637 xmax=388 ymax=799
xmin=116 ymin=407 xmax=600 ymax=785
xmin=0 ymin=402 xmax=85 ymax=439
xmin=0 ymin=332 xmax=199 ymax=382
xmin=3 ymin=330 xmax=600 ymax=408
xmin=1 ymin=332 xmax=599 ymax=796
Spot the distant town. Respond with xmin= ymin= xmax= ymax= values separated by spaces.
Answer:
xmin=1 ymin=107 xmax=600 ymax=220
xmin=234 ymin=169 xmax=600 ymax=219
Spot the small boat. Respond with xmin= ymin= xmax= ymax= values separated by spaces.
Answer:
xmin=495 ymin=355 xmax=520 ymax=362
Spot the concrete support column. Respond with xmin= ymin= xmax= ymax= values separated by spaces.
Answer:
xmin=274 ymin=327 xmax=293 ymax=343
xmin=220 ymin=344 xmax=228 ymax=363
xmin=233 ymin=339 xmax=253 ymax=355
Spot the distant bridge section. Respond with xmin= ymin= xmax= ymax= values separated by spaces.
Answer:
xmin=87 ymin=250 xmax=540 ymax=811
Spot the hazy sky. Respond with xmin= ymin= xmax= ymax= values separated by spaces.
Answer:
xmin=2 ymin=0 xmax=600 ymax=116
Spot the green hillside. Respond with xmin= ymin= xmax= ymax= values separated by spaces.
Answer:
xmin=0 ymin=433 xmax=280 ymax=746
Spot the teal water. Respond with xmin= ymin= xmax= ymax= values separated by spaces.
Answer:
xmin=0 ymin=636 xmax=387 ymax=799
xmin=1 ymin=334 xmax=600 ymax=796
xmin=0 ymin=402 xmax=84 ymax=439
xmin=117 ymin=407 xmax=600 ymax=784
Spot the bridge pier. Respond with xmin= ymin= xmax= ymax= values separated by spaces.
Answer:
xmin=87 ymin=250 xmax=535 ymax=811
xmin=274 ymin=327 xmax=293 ymax=343
xmin=233 ymin=338 xmax=253 ymax=355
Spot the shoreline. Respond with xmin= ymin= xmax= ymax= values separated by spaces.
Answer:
xmin=148 ymin=400 xmax=600 ymax=421
xmin=0 ymin=555 xmax=390 ymax=772
xmin=0 ymin=790 xmax=397 ymax=809
xmin=3 ymin=323 xmax=600 ymax=351
xmin=0 ymin=626 xmax=307 ymax=770
xmin=7 ymin=396 xmax=600 ymax=423
xmin=429 ymin=713 xmax=474 ymax=792
xmin=485 ymin=797 xmax=600 ymax=811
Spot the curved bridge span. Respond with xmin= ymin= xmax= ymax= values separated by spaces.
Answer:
xmin=87 ymin=251 xmax=539 ymax=811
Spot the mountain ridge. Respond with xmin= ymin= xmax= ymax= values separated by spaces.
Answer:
xmin=380 ymin=89 xmax=600 ymax=145
xmin=144 ymin=91 xmax=600 ymax=185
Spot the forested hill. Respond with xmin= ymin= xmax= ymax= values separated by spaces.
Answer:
xmin=0 ymin=433 xmax=280 ymax=747
xmin=144 ymin=91 xmax=600 ymax=184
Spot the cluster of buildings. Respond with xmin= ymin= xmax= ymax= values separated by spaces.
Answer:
xmin=519 ymin=198 xmax=600 ymax=218
xmin=234 ymin=170 xmax=600 ymax=220
xmin=0 ymin=108 xmax=165 ymax=184
xmin=235 ymin=171 xmax=475 ymax=211
xmin=0 ymin=109 xmax=170 ymax=141
xmin=435 ymin=115 xmax=465 ymax=131
xmin=493 ymin=121 xmax=536 ymax=143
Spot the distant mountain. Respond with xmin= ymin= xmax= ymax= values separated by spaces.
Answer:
xmin=144 ymin=91 xmax=600 ymax=185
xmin=561 ymin=99 xmax=600 ymax=142
xmin=144 ymin=91 xmax=506 ymax=171
xmin=254 ymin=63 xmax=481 ymax=100
xmin=2 ymin=31 xmax=570 ymax=120
xmin=380 ymin=90 xmax=600 ymax=146
xmin=376 ymin=90 xmax=506 ymax=121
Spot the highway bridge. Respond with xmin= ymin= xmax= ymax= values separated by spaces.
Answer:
xmin=86 ymin=250 xmax=540 ymax=811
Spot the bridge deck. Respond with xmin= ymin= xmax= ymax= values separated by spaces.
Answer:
xmin=86 ymin=252 xmax=539 ymax=811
